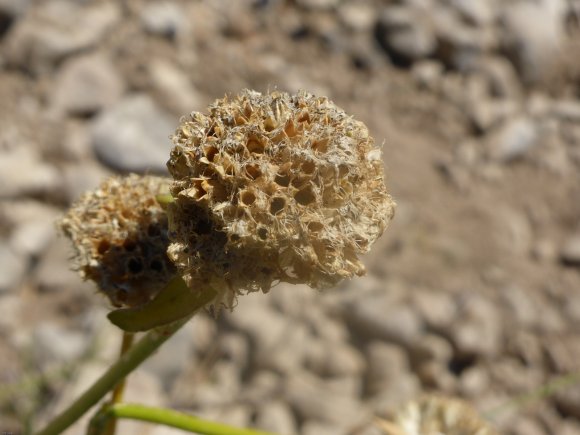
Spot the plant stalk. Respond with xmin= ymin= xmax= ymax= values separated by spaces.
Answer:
xmin=91 ymin=403 xmax=279 ymax=435
xmin=35 ymin=317 xmax=189 ymax=435
xmin=102 ymin=331 xmax=135 ymax=435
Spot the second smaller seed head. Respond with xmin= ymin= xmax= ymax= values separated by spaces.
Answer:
xmin=59 ymin=175 xmax=175 ymax=308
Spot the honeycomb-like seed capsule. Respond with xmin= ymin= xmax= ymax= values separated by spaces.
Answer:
xmin=167 ymin=89 xmax=396 ymax=307
xmin=58 ymin=175 xmax=175 ymax=308
xmin=375 ymin=395 xmax=498 ymax=435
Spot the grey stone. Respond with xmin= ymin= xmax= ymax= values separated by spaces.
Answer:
xmin=91 ymin=95 xmax=174 ymax=173
xmin=302 ymin=421 xmax=345 ymax=435
xmin=337 ymin=2 xmax=375 ymax=32
xmin=239 ymin=370 xmax=281 ymax=406
xmin=33 ymin=322 xmax=88 ymax=364
xmin=435 ymin=15 xmax=489 ymax=71
xmin=450 ymin=294 xmax=503 ymax=357
xmin=52 ymin=53 xmax=124 ymax=116
xmin=560 ymin=233 xmax=580 ymax=266
xmin=0 ymin=294 xmax=21 ymax=336
xmin=0 ymin=244 xmax=27 ymax=293
xmin=4 ymin=1 xmax=120 ymax=73
xmin=500 ymin=286 xmax=538 ymax=328
xmin=140 ymin=1 xmax=188 ymax=38
xmin=490 ymin=358 xmax=544 ymax=393
xmin=543 ymin=335 xmax=580 ymax=373
xmin=9 ymin=215 xmax=56 ymax=259
xmin=200 ymin=404 xmax=252 ymax=427
xmin=376 ymin=6 xmax=436 ymax=63
xmin=285 ymin=372 xmax=369 ymax=428
xmin=34 ymin=237 xmax=91 ymax=294
xmin=148 ymin=59 xmax=200 ymax=114
xmin=365 ymin=341 xmax=420 ymax=411
xmin=551 ymin=100 xmax=580 ymax=122
xmin=218 ymin=333 xmax=249 ymax=369
xmin=304 ymin=339 xmax=365 ymax=378
xmin=0 ymin=0 xmax=30 ymax=18
xmin=226 ymin=294 xmax=308 ymax=373
xmin=365 ymin=342 xmax=408 ymax=395
xmin=468 ymin=99 xmax=519 ymax=133
xmin=173 ymin=361 xmax=242 ymax=408
xmin=507 ymin=328 xmax=545 ymax=366
xmin=412 ymin=290 xmax=457 ymax=332
xmin=411 ymin=60 xmax=444 ymax=91
xmin=295 ymin=0 xmax=340 ymax=11
xmin=500 ymin=1 xmax=567 ymax=84
xmin=458 ymin=365 xmax=490 ymax=398
xmin=486 ymin=116 xmax=539 ymax=162
xmin=445 ymin=0 xmax=495 ymax=27
xmin=0 ymin=147 xmax=61 ymax=198
xmin=255 ymin=401 xmax=298 ymax=435
xmin=61 ymin=162 xmax=111 ymax=204
xmin=203 ymin=405 xmax=252 ymax=429
xmin=189 ymin=313 xmax=217 ymax=355
xmin=411 ymin=333 xmax=453 ymax=364
xmin=305 ymin=309 xmax=349 ymax=343
xmin=476 ymin=56 xmax=522 ymax=99
xmin=143 ymin=320 xmax=198 ymax=389
xmin=507 ymin=417 xmax=546 ymax=435
xmin=416 ymin=360 xmax=457 ymax=393
xmin=343 ymin=294 xmax=422 ymax=348
xmin=370 ymin=374 xmax=420 ymax=415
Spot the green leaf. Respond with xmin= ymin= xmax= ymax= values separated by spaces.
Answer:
xmin=108 ymin=276 xmax=215 ymax=332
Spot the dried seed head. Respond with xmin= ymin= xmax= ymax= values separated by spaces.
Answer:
xmin=167 ymin=89 xmax=395 ymax=307
xmin=58 ymin=175 xmax=175 ymax=308
xmin=375 ymin=395 xmax=497 ymax=435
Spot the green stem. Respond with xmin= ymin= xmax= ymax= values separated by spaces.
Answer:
xmin=91 ymin=403 xmax=278 ymax=435
xmin=35 ymin=317 xmax=190 ymax=435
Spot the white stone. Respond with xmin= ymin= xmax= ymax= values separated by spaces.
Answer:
xmin=52 ymin=53 xmax=124 ymax=115
xmin=91 ymin=94 xmax=174 ymax=173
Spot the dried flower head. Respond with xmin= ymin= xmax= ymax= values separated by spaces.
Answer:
xmin=59 ymin=175 xmax=175 ymax=308
xmin=375 ymin=395 xmax=497 ymax=435
xmin=167 ymin=89 xmax=395 ymax=307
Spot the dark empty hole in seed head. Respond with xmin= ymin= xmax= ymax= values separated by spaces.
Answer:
xmin=307 ymin=221 xmax=324 ymax=232
xmin=294 ymin=187 xmax=315 ymax=205
xmin=247 ymin=137 xmax=265 ymax=154
xmin=194 ymin=217 xmax=212 ymax=235
xmin=97 ymin=240 xmax=111 ymax=255
xmin=275 ymin=173 xmax=291 ymax=187
xmin=147 ymin=223 xmax=160 ymax=237
xmin=311 ymin=138 xmax=329 ymax=153
xmin=127 ymin=258 xmax=143 ymax=274
xmin=123 ymin=239 xmax=137 ymax=252
xmin=204 ymin=145 xmax=219 ymax=161
xmin=301 ymin=161 xmax=316 ymax=174
xmin=270 ymin=197 xmax=286 ymax=215
xmin=150 ymin=258 xmax=164 ymax=272
xmin=257 ymin=226 xmax=268 ymax=240
xmin=291 ymin=176 xmax=308 ymax=188
xmin=121 ymin=209 xmax=132 ymax=219
xmin=241 ymin=191 xmax=256 ymax=206
xmin=246 ymin=164 xmax=262 ymax=180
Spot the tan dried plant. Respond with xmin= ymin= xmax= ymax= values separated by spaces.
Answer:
xmin=58 ymin=175 xmax=175 ymax=308
xmin=167 ymin=89 xmax=396 ymax=307
xmin=374 ymin=395 xmax=498 ymax=435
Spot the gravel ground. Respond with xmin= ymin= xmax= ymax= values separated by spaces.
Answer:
xmin=1 ymin=0 xmax=580 ymax=434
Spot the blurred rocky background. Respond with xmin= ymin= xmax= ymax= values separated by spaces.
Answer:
xmin=1 ymin=0 xmax=580 ymax=434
